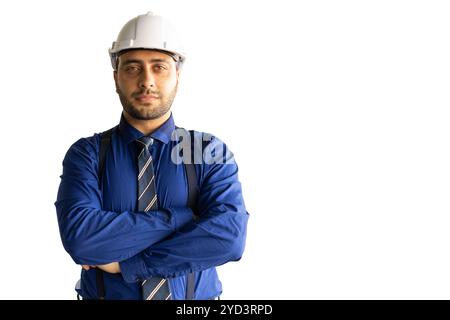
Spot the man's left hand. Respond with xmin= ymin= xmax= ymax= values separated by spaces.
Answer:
xmin=97 ymin=262 xmax=121 ymax=274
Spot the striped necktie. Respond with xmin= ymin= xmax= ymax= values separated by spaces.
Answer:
xmin=136 ymin=136 xmax=171 ymax=300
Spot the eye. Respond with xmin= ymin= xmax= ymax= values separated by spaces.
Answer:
xmin=154 ymin=64 xmax=168 ymax=72
xmin=124 ymin=65 xmax=141 ymax=74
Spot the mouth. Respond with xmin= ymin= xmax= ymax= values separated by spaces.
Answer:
xmin=135 ymin=94 xmax=159 ymax=103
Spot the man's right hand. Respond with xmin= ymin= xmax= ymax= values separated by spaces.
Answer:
xmin=81 ymin=265 xmax=96 ymax=271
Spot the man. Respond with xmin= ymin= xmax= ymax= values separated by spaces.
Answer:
xmin=55 ymin=12 xmax=249 ymax=300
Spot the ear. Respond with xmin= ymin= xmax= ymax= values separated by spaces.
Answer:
xmin=113 ymin=70 xmax=119 ymax=93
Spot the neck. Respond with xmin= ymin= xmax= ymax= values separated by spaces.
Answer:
xmin=123 ymin=110 xmax=171 ymax=136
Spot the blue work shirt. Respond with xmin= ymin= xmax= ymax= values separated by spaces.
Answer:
xmin=55 ymin=113 xmax=249 ymax=300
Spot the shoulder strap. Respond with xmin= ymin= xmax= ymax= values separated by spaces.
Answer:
xmin=176 ymin=127 xmax=199 ymax=300
xmin=98 ymin=127 xmax=115 ymax=188
xmin=185 ymin=129 xmax=199 ymax=212
xmin=95 ymin=126 xmax=115 ymax=300
xmin=175 ymin=127 xmax=200 ymax=211
xmin=95 ymin=269 xmax=105 ymax=300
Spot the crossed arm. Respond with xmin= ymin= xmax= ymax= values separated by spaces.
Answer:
xmin=55 ymin=137 xmax=248 ymax=280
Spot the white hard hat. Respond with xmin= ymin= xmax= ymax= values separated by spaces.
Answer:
xmin=109 ymin=12 xmax=185 ymax=69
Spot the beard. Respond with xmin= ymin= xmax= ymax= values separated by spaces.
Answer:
xmin=117 ymin=84 xmax=178 ymax=121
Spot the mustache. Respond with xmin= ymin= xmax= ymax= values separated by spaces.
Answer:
xmin=133 ymin=89 xmax=160 ymax=97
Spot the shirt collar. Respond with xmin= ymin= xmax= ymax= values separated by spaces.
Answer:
xmin=118 ymin=112 xmax=176 ymax=145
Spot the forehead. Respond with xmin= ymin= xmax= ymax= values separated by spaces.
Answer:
xmin=119 ymin=49 xmax=174 ymax=64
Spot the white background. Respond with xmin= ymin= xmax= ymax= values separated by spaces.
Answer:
xmin=0 ymin=0 xmax=449 ymax=299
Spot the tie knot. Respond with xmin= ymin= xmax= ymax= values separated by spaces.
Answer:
xmin=136 ymin=136 xmax=154 ymax=150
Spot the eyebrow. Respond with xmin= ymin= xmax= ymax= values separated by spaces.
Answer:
xmin=121 ymin=58 xmax=171 ymax=66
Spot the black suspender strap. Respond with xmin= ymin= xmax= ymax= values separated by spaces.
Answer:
xmin=176 ymin=128 xmax=199 ymax=300
xmin=95 ymin=126 xmax=115 ymax=300
xmin=185 ymin=130 xmax=199 ymax=213
xmin=98 ymin=127 xmax=115 ymax=187
xmin=185 ymin=131 xmax=198 ymax=300
xmin=95 ymin=268 xmax=105 ymax=300
xmin=186 ymin=272 xmax=196 ymax=301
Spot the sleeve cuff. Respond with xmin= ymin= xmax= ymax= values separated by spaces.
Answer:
xmin=120 ymin=253 xmax=147 ymax=283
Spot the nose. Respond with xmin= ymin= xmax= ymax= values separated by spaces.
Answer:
xmin=139 ymin=67 xmax=155 ymax=89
